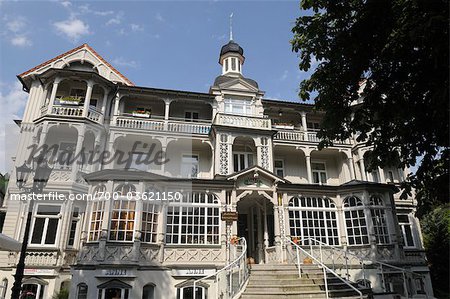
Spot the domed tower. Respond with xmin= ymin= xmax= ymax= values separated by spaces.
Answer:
xmin=219 ymin=40 xmax=245 ymax=77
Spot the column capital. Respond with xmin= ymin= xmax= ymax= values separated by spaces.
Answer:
xmin=86 ymin=79 xmax=95 ymax=88
xmin=53 ymin=76 xmax=62 ymax=85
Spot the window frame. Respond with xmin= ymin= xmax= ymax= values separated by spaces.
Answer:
xmin=108 ymin=199 xmax=137 ymax=242
xmin=311 ymin=161 xmax=328 ymax=185
xmin=141 ymin=201 xmax=159 ymax=244
xmin=369 ymin=195 xmax=390 ymax=245
xmin=288 ymin=196 xmax=340 ymax=246
xmin=29 ymin=203 xmax=62 ymax=247
xmin=67 ymin=206 xmax=81 ymax=247
xmin=274 ymin=159 xmax=285 ymax=178
xmin=343 ymin=196 xmax=370 ymax=246
xmin=397 ymin=213 xmax=416 ymax=248
xmin=181 ymin=154 xmax=200 ymax=178
xmin=165 ymin=192 xmax=220 ymax=245
xmin=87 ymin=200 xmax=106 ymax=242
xmin=233 ymin=151 xmax=254 ymax=172
xmin=184 ymin=111 xmax=199 ymax=122
xmin=224 ymin=98 xmax=252 ymax=116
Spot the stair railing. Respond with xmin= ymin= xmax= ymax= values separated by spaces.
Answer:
xmin=193 ymin=237 xmax=248 ymax=299
xmin=304 ymin=237 xmax=423 ymax=297
xmin=283 ymin=236 xmax=363 ymax=299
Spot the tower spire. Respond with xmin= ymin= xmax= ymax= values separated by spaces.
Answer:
xmin=229 ymin=13 xmax=233 ymax=41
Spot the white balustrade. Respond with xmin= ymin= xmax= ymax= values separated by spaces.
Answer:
xmin=52 ymin=105 xmax=84 ymax=117
xmin=215 ymin=113 xmax=271 ymax=130
xmin=115 ymin=116 xmax=211 ymax=134
xmin=39 ymin=105 xmax=103 ymax=124
xmin=87 ymin=108 xmax=102 ymax=122
xmin=274 ymin=130 xmax=305 ymax=141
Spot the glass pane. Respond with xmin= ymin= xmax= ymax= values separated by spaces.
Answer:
xmin=45 ymin=218 xmax=59 ymax=244
xmin=37 ymin=205 xmax=61 ymax=215
xmin=31 ymin=218 xmax=45 ymax=244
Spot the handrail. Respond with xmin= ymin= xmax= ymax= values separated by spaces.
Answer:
xmin=304 ymin=237 xmax=422 ymax=296
xmin=305 ymin=237 xmax=423 ymax=277
xmin=193 ymin=237 xmax=248 ymax=299
xmin=283 ymin=236 xmax=363 ymax=299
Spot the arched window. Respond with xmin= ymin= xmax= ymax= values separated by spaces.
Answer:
xmin=114 ymin=183 xmax=136 ymax=196
xmin=166 ymin=192 xmax=220 ymax=245
xmin=288 ymin=196 xmax=339 ymax=245
xmin=109 ymin=200 xmax=136 ymax=241
xmin=177 ymin=284 xmax=207 ymax=299
xmin=369 ymin=195 xmax=390 ymax=244
xmin=92 ymin=184 xmax=106 ymax=198
xmin=343 ymin=196 xmax=369 ymax=245
xmin=77 ymin=283 xmax=88 ymax=299
xmin=88 ymin=200 xmax=105 ymax=241
xmin=142 ymin=284 xmax=155 ymax=299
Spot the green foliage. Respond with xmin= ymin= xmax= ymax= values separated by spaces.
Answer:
xmin=52 ymin=288 xmax=69 ymax=299
xmin=291 ymin=0 xmax=448 ymax=215
xmin=421 ymin=205 xmax=450 ymax=298
xmin=60 ymin=96 xmax=81 ymax=102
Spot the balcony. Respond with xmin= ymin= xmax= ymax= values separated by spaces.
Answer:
xmin=214 ymin=113 xmax=272 ymax=130
xmin=39 ymin=104 xmax=103 ymax=124
xmin=274 ymin=129 xmax=352 ymax=145
xmin=113 ymin=115 xmax=211 ymax=135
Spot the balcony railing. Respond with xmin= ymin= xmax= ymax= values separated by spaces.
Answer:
xmin=214 ymin=113 xmax=272 ymax=130
xmin=274 ymin=129 xmax=352 ymax=145
xmin=114 ymin=115 xmax=211 ymax=135
xmin=39 ymin=105 xmax=103 ymax=124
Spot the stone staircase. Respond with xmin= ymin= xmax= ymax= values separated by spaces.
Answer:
xmin=239 ymin=264 xmax=372 ymax=299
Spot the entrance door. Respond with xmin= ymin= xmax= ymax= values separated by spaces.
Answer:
xmin=237 ymin=197 xmax=274 ymax=264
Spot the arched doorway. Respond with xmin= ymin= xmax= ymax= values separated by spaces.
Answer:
xmin=236 ymin=196 xmax=274 ymax=264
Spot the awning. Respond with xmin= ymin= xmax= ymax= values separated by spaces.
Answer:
xmin=0 ymin=233 xmax=21 ymax=251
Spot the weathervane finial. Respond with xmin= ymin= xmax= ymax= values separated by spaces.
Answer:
xmin=229 ymin=13 xmax=234 ymax=41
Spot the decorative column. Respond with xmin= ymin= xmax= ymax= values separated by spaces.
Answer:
xmin=305 ymin=155 xmax=313 ymax=183
xmin=82 ymin=80 xmax=94 ymax=117
xmin=300 ymin=112 xmax=308 ymax=140
xmin=100 ymin=87 xmax=109 ymax=123
xmin=72 ymin=125 xmax=86 ymax=181
xmin=164 ymin=99 xmax=172 ymax=131
xmin=348 ymin=156 xmax=356 ymax=180
xmin=359 ymin=159 xmax=367 ymax=181
xmin=378 ymin=166 xmax=386 ymax=183
xmin=112 ymin=94 xmax=121 ymax=125
xmin=47 ymin=77 xmax=61 ymax=114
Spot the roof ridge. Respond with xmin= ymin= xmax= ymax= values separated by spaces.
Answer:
xmin=18 ymin=43 xmax=134 ymax=86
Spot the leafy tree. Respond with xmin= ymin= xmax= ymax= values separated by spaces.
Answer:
xmin=421 ymin=205 xmax=450 ymax=298
xmin=291 ymin=0 xmax=448 ymax=216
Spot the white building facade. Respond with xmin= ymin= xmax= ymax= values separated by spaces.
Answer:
xmin=0 ymin=42 xmax=433 ymax=299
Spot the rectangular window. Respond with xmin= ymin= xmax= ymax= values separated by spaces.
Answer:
xmin=128 ymin=152 xmax=148 ymax=171
xmin=141 ymin=203 xmax=159 ymax=243
xmin=398 ymin=214 xmax=415 ymax=247
xmin=88 ymin=201 xmax=105 ymax=241
xmin=274 ymin=160 xmax=284 ymax=177
xmin=67 ymin=207 xmax=80 ymax=247
xmin=307 ymin=121 xmax=320 ymax=131
xmin=344 ymin=209 xmax=369 ymax=245
xmin=181 ymin=155 xmax=199 ymax=178
xmin=109 ymin=200 xmax=136 ymax=242
xmin=224 ymin=99 xmax=251 ymax=116
xmin=185 ymin=111 xmax=199 ymax=122
xmin=312 ymin=162 xmax=327 ymax=184
xmin=370 ymin=208 xmax=390 ymax=244
xmin=30 ymin=204 xmax=61 ymax=246
xmin=165 ymin=193 xmax=220 ymax=245
xmin=233 ymin=152 xmax=254 ymax=172
xmin=371 ymin=170 xmax=380 ymax=183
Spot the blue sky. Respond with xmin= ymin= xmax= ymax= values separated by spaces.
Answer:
xmin=0 ymin=0 xmax=312 ymax=173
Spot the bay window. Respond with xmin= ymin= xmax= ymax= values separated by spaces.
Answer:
xmin=109 ymin=200 xmax=136 ymax=242
xmin=88 ymin=200 xmax=105 ymax=242
xmin=369 ymin=195 xmax=390 ymax=244
xmin=141 ymin=202 xmax=159 ymax=243
xmin=166 ymin=192 xmax=220 ymax=245
xmin=343 ymin=196 xmax=369 ymax=245
xmin=224 ymin=99 xmax=251 ymax=116
xmin=288 ymin=196 xmax=339 ymax=245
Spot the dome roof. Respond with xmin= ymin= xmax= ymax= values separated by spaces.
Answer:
xmin=220 ymin=40 xmax=244 ymax=57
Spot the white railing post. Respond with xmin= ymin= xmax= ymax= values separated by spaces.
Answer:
xmin=323 ymin=267 xmax=329 ymax=299
xmin=344 ymin=250 xmax=349 ymax=280
xmin=296 ymin=245 xmax=301 ymax=278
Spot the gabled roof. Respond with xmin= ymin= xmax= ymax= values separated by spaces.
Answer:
xmin=227 ymin=165 xmax=288 ymax=184
xmin=18 ymin=43 xmax=134 ymax=86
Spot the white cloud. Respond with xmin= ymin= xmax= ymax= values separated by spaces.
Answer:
xmin=53 ymin=18 xmax=90 ymax=42
xmin=280 ymin=70 xmax=288 ymax=81
xmin=60 ymin=1 xmax=71 ymax=8
xmin=10 ymin=35 xmax=32 ymax=47
xmin=112 ymin=57 xmax=139 ymax=69
xmin=106 ymin=12 xmax=123 ymax=26
xmin=94 ymin=10 xmax=114 ymax=16
xmin=155 ymin=12 xmax=165 ymax=22
xmin=6 ymin=17 xmax=26 ymax=33
xmin=0 ymin=82 xmax=27 ymax=173
xmin=130 ymin=24 xmax=143 ymax=32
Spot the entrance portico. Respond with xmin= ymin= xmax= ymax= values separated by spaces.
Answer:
xmin=227 ymin=166 xmax=286 ymax=264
